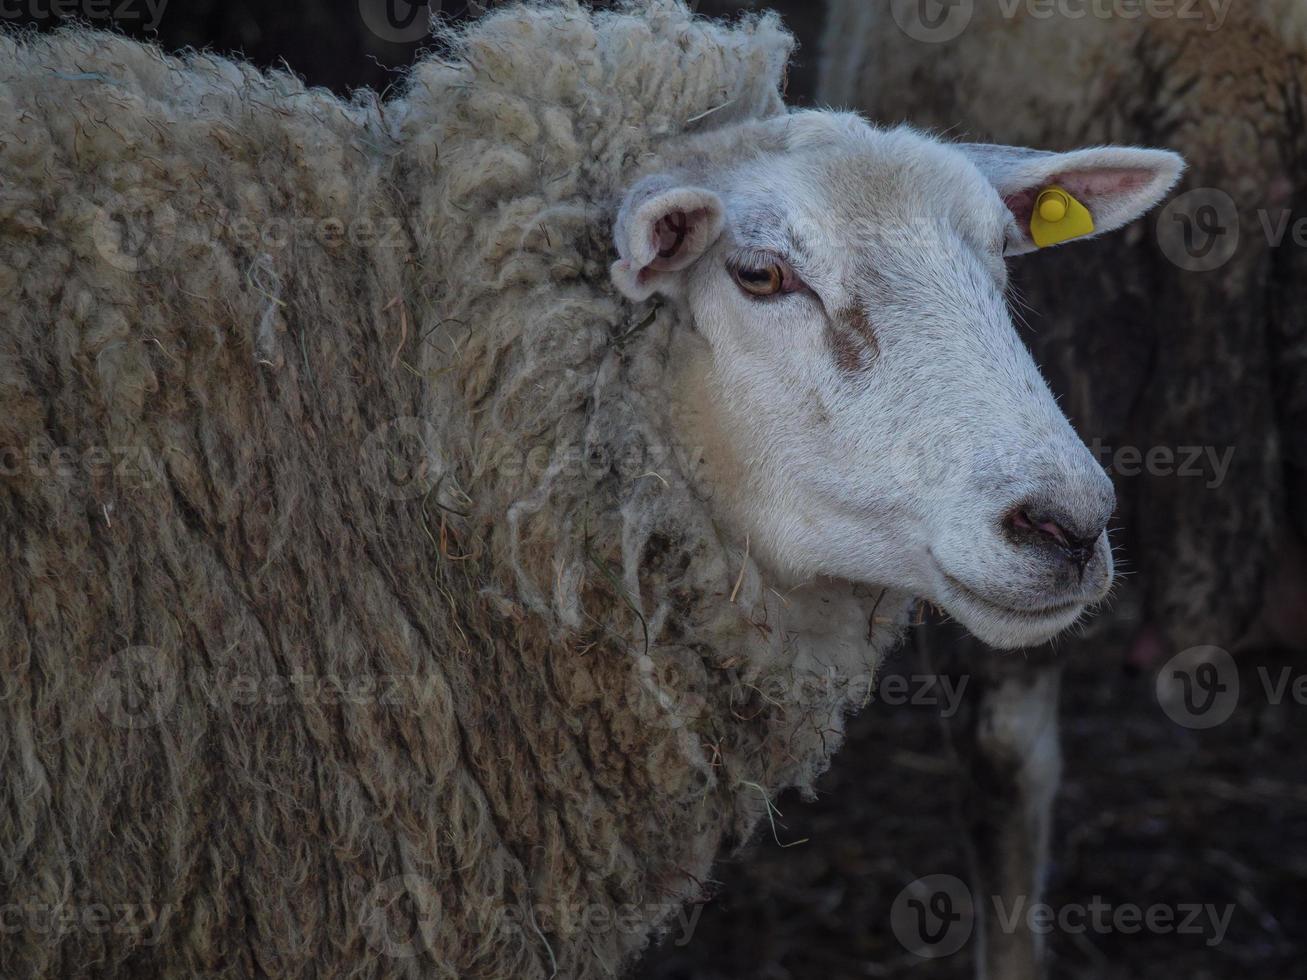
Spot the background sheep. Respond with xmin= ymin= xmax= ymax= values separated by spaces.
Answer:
xmin=818 ymin=2 xmax=1307 ymax=978
xmin=0 ymin=1 xmax=1189 ymax=977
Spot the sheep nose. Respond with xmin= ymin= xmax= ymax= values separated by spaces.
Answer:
xmin=1003 ymin=503 xmax=1107 ymax=572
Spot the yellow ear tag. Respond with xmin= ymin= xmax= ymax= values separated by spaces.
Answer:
xmin=1030 ymin=187 xmax=1095 ymax=248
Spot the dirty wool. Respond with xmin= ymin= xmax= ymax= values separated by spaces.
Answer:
xmin=0 ymin=2 xmax=906 ymax=977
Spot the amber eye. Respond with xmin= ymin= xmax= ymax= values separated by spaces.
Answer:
xmin=732 ymin=263 xmax=785 ymax=297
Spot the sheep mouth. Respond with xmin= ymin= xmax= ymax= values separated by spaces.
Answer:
xmin=935 ymin=568 xmax=1087 ymax=623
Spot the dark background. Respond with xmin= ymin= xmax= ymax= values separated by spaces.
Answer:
xmin=8 ymin=2 xmax=1304 ymax=978
xmin=6 ymin=0 xmax=825 ymax=101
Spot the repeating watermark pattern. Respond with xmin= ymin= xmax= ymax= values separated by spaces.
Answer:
xmin=990 ymin=895 xmax=1234 ymax=948
xmin=4 ymin=431 xmax=1238 ymax=504
xmin=893 ymin=875 xmax=1235 ymax=957
xmin=1157 ymin=191 xmax=1307 ymax=273
xmin=0 ymin=901 xmax=173 ymax=945
xmin=1156 ymin=646 xmax=1240 ymax=729
xmin=85 ymin=185 xmax=1296 ymax=298
xmin=198 ymin=672 xmax=445 ymax=711
xmin=892 ymin=0 xmax=976 ymax=44
xmin=1257 ymin=665 xmax=1307 ymax=709
xmin=359 ymin=876 xmax=702 ymax=959
xmin=91 ymin=193 xmax=177 ymax=273
xmin=358 ymin=0 xmax=439 ymax=44
xmin=1258 ymin=209 xmax=1307 ymax=250
xmin=92 ymin=645 xmax=445 ymax=728
xmin=0 ymin=444 xmax=181 ymax=491
xmin=360 ymin=875 xmax=441 ymax=959
xmin=92 ymin=646 xmax=180 ymax=730
xmin=360 ymin=417 xmax=443 ymax=501
xmin=0 ymin=0 xmax=169 ymax=30
xmin=893 ymin=0 xmax=1230 ymax=44
xmin=0 ymin=442 xmax=172 ymax=487
xmin=482 ymin=899 xmax=702 ymax=948
xmin=1158 ymin=646 xmax=1307 ymax=729
xmin=865 ymin=672 xmax=969 ymax=717
xmin=996 ymin=0 xmax=1231 ymax=29
xmin=626 ymin=663 xmax=971 ymax=733
xmin=891 ymin=874 xmax=975 ymax=957
xmin=625 ymin=654 xmax=709 ymax=733
xmin=359 ymin=422 xmax=715 ymax=499
xmin=1157 ymin=188 xmax=1241 ymax=273
xmin=88 ymin=199 xmax=420 ymax=275
xmin=218 ymin=212 xmax=409 ymax=253
xmin=1088 ymin=440 xmax=1236 ymax=489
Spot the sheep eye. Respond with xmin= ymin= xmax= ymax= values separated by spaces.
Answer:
xmin=732 ymin=262 xmax=786 ymax=298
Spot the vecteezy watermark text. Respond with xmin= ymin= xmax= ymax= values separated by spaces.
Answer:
xmin=0 ymin=0 xmax=168 ymax=29
xmin=892 ymin=0 xmax=1230 ymax=45
xmin=1089 ymin=440 xmax=1235 ymax=489
xmin=1158 ymin=646 xmax=1307 ymax=729
xmin=991 ymin=894 xmax=1234 ymax=948
xmin=892 ymin=874 xmax=1235 ymax=957
xmin=0 ymin=900 xmax=173 ymax=946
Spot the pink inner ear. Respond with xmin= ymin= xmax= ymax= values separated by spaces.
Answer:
xmin=1002 ymin=187 xmax=1041 ymax=231
xmin=654 ymin=212 xmax=689 ymax=259
xmin=647 ymin=207 xmax=712 ymax=272
xmin=1003 ymin=168 xmax=1154 ymax=232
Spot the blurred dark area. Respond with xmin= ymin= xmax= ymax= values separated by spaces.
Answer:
xmin=7 ymin=2 xmax=1303 ymax=978
xmin=639 ymin=632 xmax=1307 ymax=980
xmin=3 ymin=0 xmax=826 ymax=102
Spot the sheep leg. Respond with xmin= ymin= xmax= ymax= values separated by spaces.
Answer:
xmin=924 ymin=633 xmax=1062 ymax=980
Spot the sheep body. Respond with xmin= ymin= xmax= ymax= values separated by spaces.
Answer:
xmin=0 ymin=5 xmax=909 ymax=977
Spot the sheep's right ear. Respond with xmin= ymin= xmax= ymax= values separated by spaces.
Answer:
xmin=611 ymin=178 xmax=725 ymax=302
xmin=959 ymin=143 xmax=1186 ymax=256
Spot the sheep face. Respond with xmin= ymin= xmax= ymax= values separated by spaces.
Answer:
xmin=612 ymin=112 xmax=1183 ymax=649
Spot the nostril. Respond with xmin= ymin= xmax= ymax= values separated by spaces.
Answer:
xmin=1008 ymin=508 xmax=1072 ymax=548
xmin=1003 ymin=504 xmax=1102 ymax=567
xmin=1035 ymin=516 xmax=1071 ymax=548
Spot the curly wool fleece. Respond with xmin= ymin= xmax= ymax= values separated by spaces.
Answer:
xmin=0 ymin=3 xmax=908 ymax=977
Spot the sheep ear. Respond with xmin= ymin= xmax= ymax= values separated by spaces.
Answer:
xmin=611 ymin=178 xmax=725 ymax=301
xmin=959 ymin=144 xmax=1186 ymax=256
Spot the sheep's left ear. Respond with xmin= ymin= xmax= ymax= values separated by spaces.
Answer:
xmin=611 ymin=177 xmax=725 ymax=302
xmin=960 ymin=144 xmax=1186 ymax=256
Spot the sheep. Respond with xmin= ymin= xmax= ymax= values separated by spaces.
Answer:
xmin=821 ymin=3 xmax=1306 ymax=977
xmin=0 ymin=1 xmax=1182 ymax=976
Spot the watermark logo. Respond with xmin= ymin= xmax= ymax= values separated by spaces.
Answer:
xmin=625 ymin=654 xmax=708 ymax=732
xmin=91 ymin=192 xmax=177 ymax=273
xmin=92 ymin=646 xmax=179 ymax=729
xmin=1157 ymin=188 xmax=1240 ymax=273
xmin=892 ymin=0 xmax=975 ymax=43
xmin=360 ymin=417 xmax=442 ymax=501
xmin=360 ymin=875 xmax=442 ymax=958
xmin=892 ymin=877 xmax=1235 ymax=956
xmin=358 ymin=0 xmax=439 ymax=44
xmin=891 ymin=874 xmax=974 ymax=957
xmin=1157 ymin=645 xmax=1239 ymax=729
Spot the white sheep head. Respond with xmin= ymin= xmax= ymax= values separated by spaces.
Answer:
xmin=611 ymin=111 xmax=1184 ymax=649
